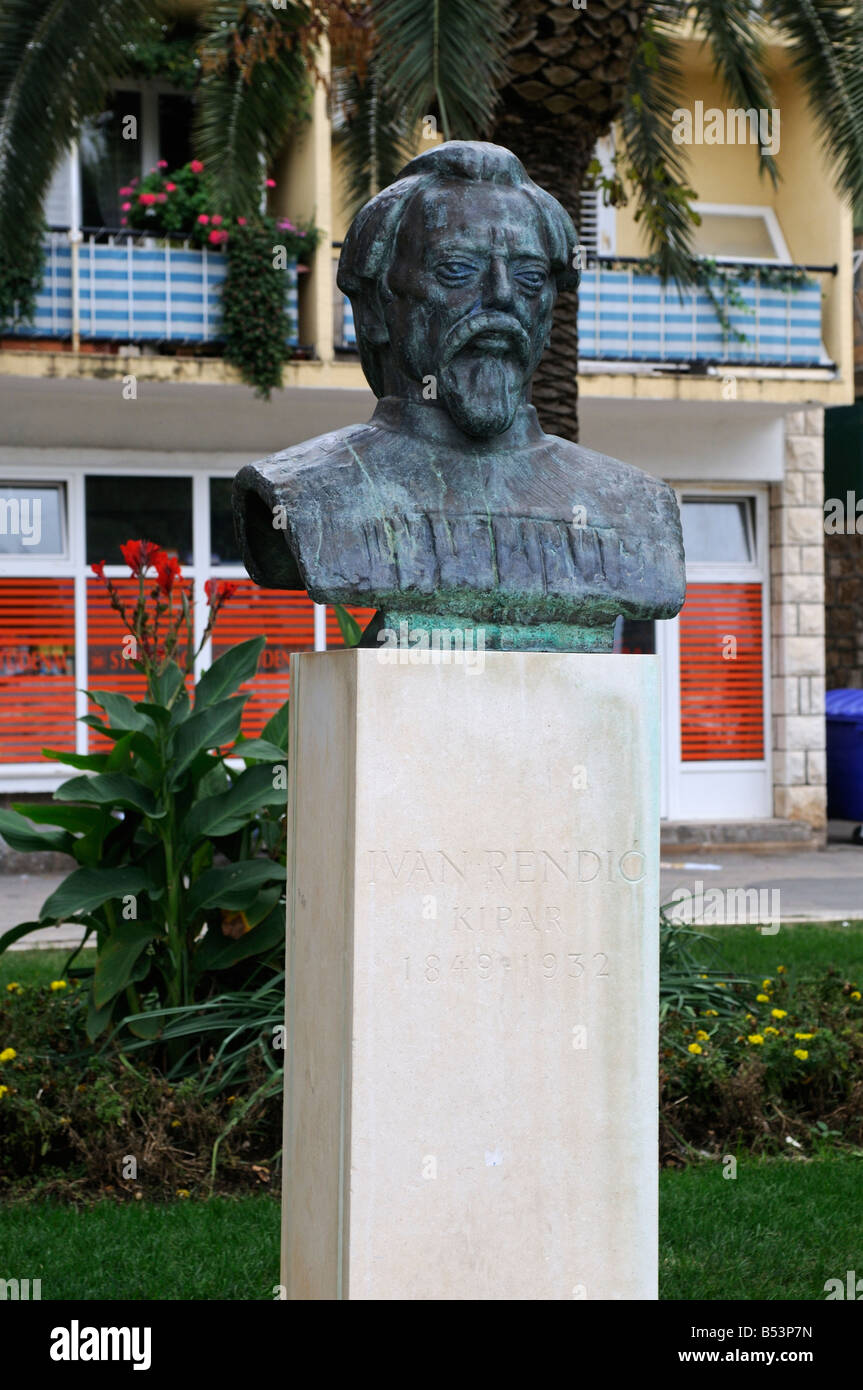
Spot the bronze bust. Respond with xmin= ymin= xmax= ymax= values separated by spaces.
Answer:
xmin=234 ymin=141 xmax=685 ymax=651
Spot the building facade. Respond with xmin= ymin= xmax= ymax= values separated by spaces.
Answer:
xmin=0 ymin=30 xmax=854 ymax=847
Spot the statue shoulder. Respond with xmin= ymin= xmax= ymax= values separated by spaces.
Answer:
xmin=543 ymin=435 xmax=682 ymax=524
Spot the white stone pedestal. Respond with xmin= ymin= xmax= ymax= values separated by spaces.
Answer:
xmin=281 ymin=649 xmax=659 ymax=1300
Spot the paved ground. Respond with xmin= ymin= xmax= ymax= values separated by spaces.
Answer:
xmin=2 ymin=824 xmax=863 ymax=945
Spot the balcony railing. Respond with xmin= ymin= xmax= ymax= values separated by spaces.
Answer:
xmin=334 ymin=253 xmax=833 ymax=371
xmin=4 ymin=229 xmax=299 ymax=346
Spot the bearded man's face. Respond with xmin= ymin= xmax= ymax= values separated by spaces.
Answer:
xmin=382 ymin=182 xmax=556 ymax=438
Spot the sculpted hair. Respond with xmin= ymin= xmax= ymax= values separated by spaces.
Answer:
xmin=337 ymin=141 xmax=580 ymax=397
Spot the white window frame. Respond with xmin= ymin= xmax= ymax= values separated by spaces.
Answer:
xmin=692 ymin=202 xmax=792 ymax=265
xmin=661 ymin=483 xmax=772 ymax=820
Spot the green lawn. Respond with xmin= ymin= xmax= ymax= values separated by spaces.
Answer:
xmin=0 ymin=1196 xmax=281 ymax=1300
xmin=661 ymin=1156 xmax=863 ymax=1300
xmin=0 ymin=947 xmax=74 ymax=991
xmin=709 ymin=921 xmax=863 ymax=980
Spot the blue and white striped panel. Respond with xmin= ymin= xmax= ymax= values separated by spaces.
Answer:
xmin=341 ymin=293 xmax=356 ymax=347
xmin=577 ymin=268 xmax=826 ymax=366
xmin=7 ymin=240 xmax=299 ymax=347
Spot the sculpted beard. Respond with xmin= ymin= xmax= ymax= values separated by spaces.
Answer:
xmin=437 ymin=313 xmax=532 ymax=438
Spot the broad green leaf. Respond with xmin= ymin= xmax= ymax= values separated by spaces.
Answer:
xmin=194 ymin=637 xmax=265 ymax=710
xmin=41 ymin=866 xmax=154 ymax=921
xmin=86 ymin=987 xmax=114 ymax=1042
xmin=169 ymin=697 xmax=246 ymax=785
xmin=195 ymin=901 xmax=285 ymax=971
xmin=127 ymin=1014 xmax=163 ymax=1040
xmin=40 ymin=748 xmax=109 ymax=772
xmin=186 ymin=859 xmax=284 ymax=916
xmin=94 ymin=922 xmax=161 ymax=1009
xmin=106 ymin=732 xmax=136 ymax=771
xmin=0 ymin=809 xmax=74 ymax=856
xmin=180 ymin=764 xmax=287 ymax=853
xmin=334 ymin=604 xmax=363 ymax=647
xmin=91 ymin=691 xmax=155 ymax=735
xmin=232 ymin=738 xmax=287 ymax=762
xmin=151 ymin=660 xmax=185 ymax=707
xmin=135 ymin=703 xmax=171 ymax=726
xmin=55 ymin=773 xmax=162 ymax=817
xmin=11 ymin=803 xmax=103 ymax=834
xmin=261 ymin=700 xmax=290 ymax=749
xmin=0 ymin=920 xmax=44 ymax=955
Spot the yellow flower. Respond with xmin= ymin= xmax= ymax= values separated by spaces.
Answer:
xmin=771 ymin=1008 xmax=788 ymax=1019
xmin=699 ymin=974 xmax=708 ymax=980
xmin=795 ymin=1032 xmax=815 ymax=1041
xmin=703 ymin=1009 xmax=718 ymax=1017
xmin=0 ymin=1085 xmax=8 ymax=1098
xmin=746 ymin=1013 xmax=756 ymax=1023
xmin=764 ymin=1027 xmax=780 ymax=1036
xmin=851 ymin=991 xmax=862 ymax=1002
xmin=717 ymin=982 xmax=727 ymax=989
xmin=777 ymin=965 xmax=786 ymax=974
xmin=5 ymin=982 xmax=22 ymax=994
xmin=0 ymin=1047 xmax=16 ymax=1063
xmin=756 ymin=993 xmax=770 ymax=1003
xmin=762 ymin=979 xmax=772 ymax=988
xmin=695 ymin=1030 xmax=709 ymax=1041
xmin=748 ymin=1034 xmax=765 ymax=1046
xmin=687 ymin=1043 xmax=703 ymax=1055
xmin=171 ymin=1120 xmax=181 ymax=1128
xmin=793 ymin=1049 xmax=809 ymax=1061
xmin=49 ymin=980 xmax=67 ymax=992
xmin=176 ymin=1189 xmax=190 ymax=1199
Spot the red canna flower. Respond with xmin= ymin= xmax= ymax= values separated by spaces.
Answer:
xmin=121 ymin=539 xmax=164 ymax=577
xmin=155 ymin=553 xmax=182 ymax=596
xmin=204 ymin=579 xmax=238 ymax=608
xmin=91 ymin=560 xmax=106 ymax=580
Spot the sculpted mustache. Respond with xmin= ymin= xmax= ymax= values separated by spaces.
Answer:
xmin=440 ymin=312 xmax=531 ymax=366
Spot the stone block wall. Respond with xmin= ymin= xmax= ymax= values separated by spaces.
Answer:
xmin=770 ymin=409 xmax=827 ymax=832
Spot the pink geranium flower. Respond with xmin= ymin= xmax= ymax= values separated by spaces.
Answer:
xmin=118 ymin=185 xmax=133 ymax=196
xmin=138 ymin=193 xmax=157 ymax=206
xmin=236 ymin=217 xmax=247 ymax=226
xmin=265 ymin=178 xmax=276 ymax=188
xmin=157 ymin=160 xmax=168 ymax=169
xmin=165 ymin=182 xmax=176 ymax=192
xmin=121 ymin=202 xmax=131 ymax=211
xmin=189 ymin=160 xmax=204 ymax=174
xmin=197 ymin=214 xmax=209 ymax=225
xmin=154 ymin=193 xmax=167 ymax=203
xmin=208 ymin=229 xmax=229 ymax=245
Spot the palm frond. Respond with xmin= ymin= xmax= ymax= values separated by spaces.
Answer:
xmin=764 ymin=0 xmax=863 ymax=207
xmin=620 ymin=15 xmax=700 ymax=282
xmin=332 ymin=61 xmax=414 ymax=216
xmin=371 ymin=0 xmax=510 ymax=142
xmin=0 ymin=0 xmax=153 ymax=263
xmin=691 ymin=0 xmax=779 ymax=185
xmin=194 ymin=1 xmax=316 ymax=217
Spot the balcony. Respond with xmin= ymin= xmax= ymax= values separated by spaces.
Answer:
xmin=3 ymin=229 xmax=300 ymax=348
xmin=3 ymin=239 xmax=835 ymax=380
xmin=336 ymin=254 xmax=835 ymax=375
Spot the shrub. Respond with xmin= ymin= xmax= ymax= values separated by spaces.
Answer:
xmin=0 ymin=540 xmax=288 ymax=1049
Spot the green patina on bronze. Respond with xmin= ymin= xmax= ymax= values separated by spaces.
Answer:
xmin=233 ymin=141 xmax=686 ymax=651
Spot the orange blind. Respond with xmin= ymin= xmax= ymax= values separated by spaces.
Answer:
xmin=0 ymin=578 xmax=76 ymax=761
xmin=211 ymin=582 xmax=313 ymax=738
xmin=679 ymin=582 xmax=764 ymax=761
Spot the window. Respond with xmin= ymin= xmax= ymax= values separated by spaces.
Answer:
xmin=210 ymin=478 xmax=242 ymax=565
xmin=691 ymin=204 xmax=790 ymax=264
xmin=85 ymin=475 xmax=193 ymax=564
xmin=80 ymin=92 xmax=142 ymax=227
xmin=0 ymin=483 xmax=66 ymax=557
xmin=681 ymin=498 xmax=756 ymax=566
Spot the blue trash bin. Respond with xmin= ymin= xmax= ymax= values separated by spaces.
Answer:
xmin=825 ymin=689 xmax=863 ymax=820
